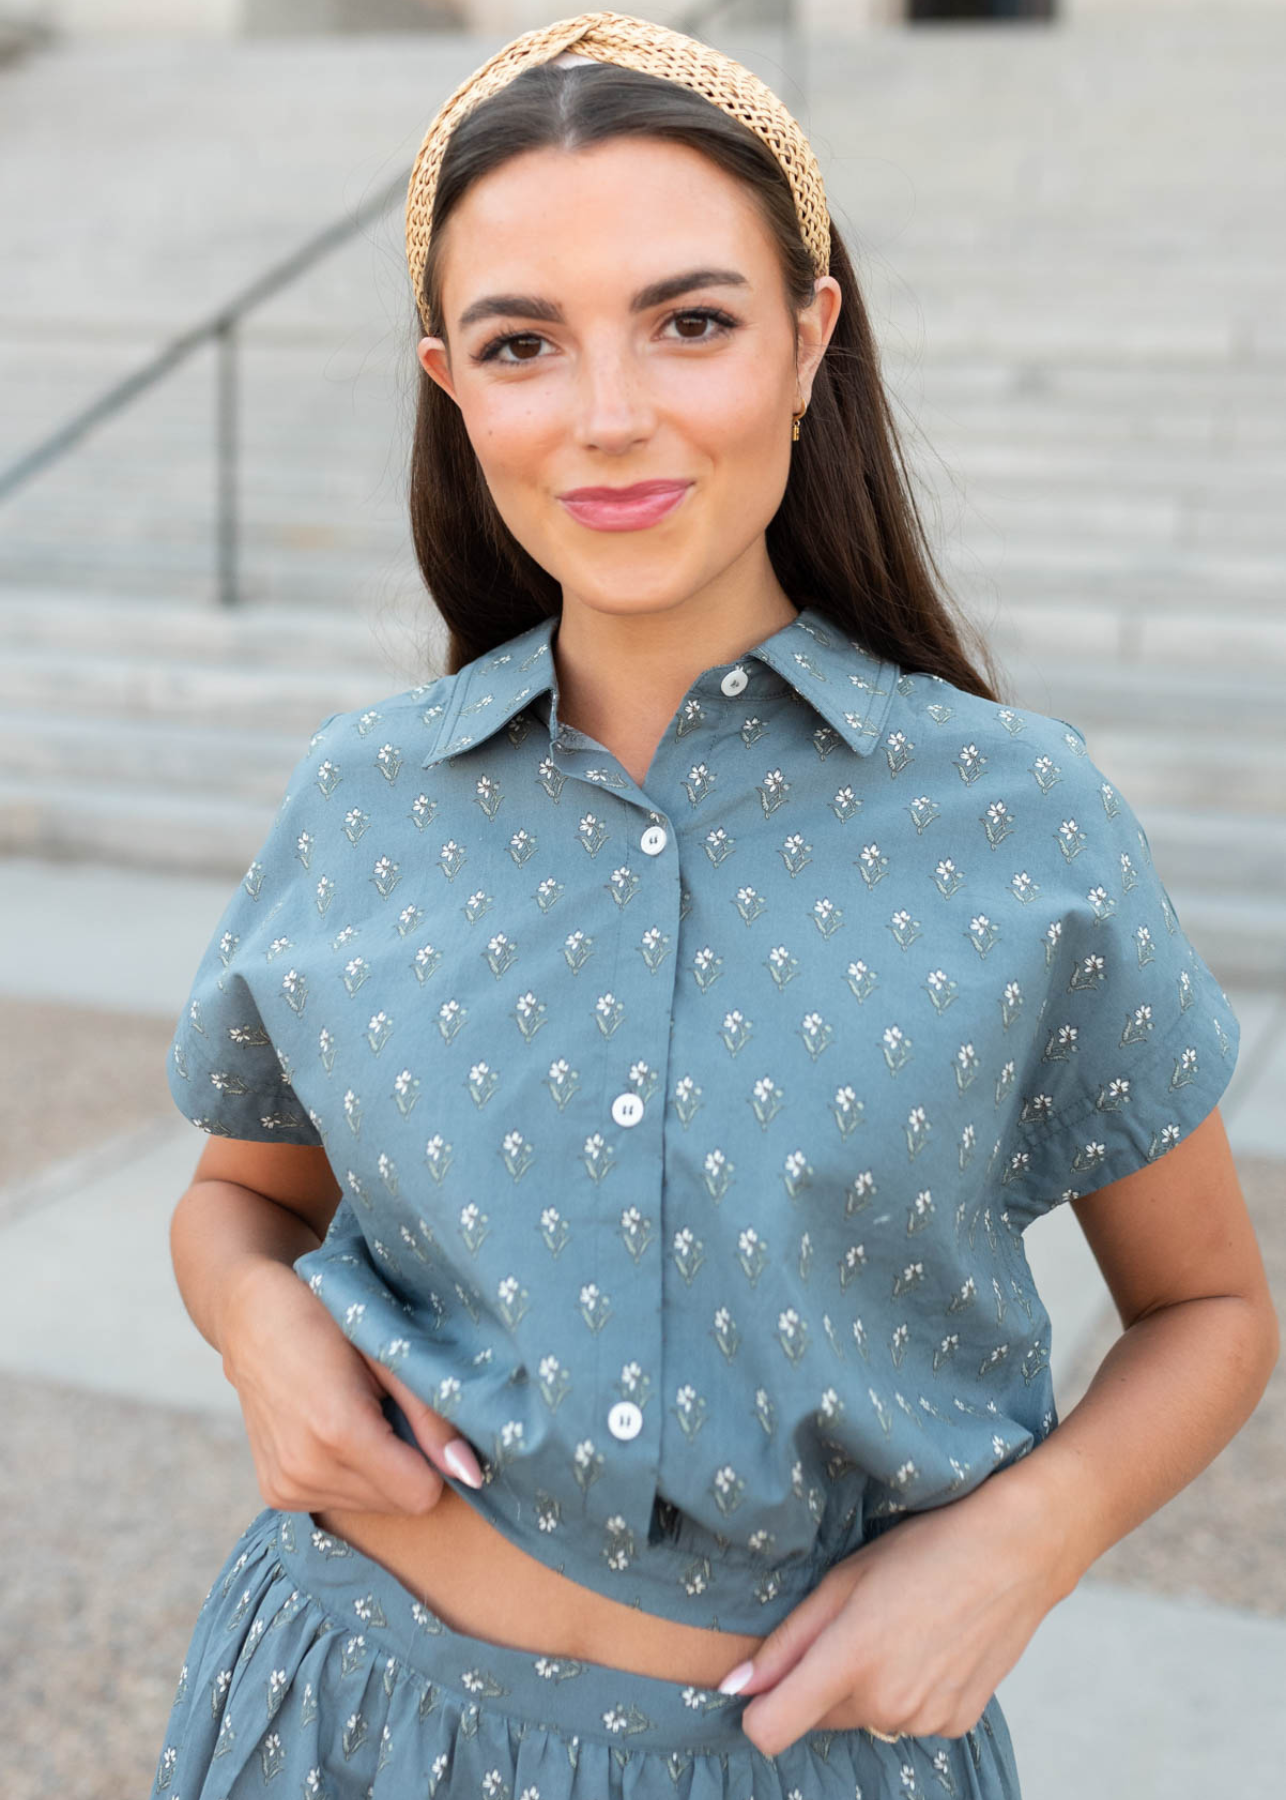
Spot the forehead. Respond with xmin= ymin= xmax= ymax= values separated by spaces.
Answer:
xmin=438 ymin=138 xmax=771 ymax=295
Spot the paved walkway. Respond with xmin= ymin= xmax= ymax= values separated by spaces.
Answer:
xmin=0 ymin=850 xmax=1283 ymax=1798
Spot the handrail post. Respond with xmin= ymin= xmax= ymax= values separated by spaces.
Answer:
xmin=215 ymin=316 xmax=238 ymax=607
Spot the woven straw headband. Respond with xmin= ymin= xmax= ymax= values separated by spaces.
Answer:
xmin=404 ymin=8 xmax=831 ymax=340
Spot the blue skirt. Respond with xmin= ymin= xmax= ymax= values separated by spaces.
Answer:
xmin=148 ymin=1505 xmax=1024 ymax=1798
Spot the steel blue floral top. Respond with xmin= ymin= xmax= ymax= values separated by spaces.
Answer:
xmin=166 ymin=602 xmax=1240 ymax=1636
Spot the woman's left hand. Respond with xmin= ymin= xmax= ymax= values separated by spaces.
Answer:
xmin=728 ymin=1469 xmax=1077 ymax=1760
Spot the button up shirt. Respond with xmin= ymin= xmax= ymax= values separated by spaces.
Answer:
xmin=167 ymin=602 xmax=1240 ymax=1635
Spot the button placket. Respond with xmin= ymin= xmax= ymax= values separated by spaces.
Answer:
xmin=554 ymin=750 xmax=678 ymax=1548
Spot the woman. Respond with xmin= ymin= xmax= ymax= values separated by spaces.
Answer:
xmin=150 ymin=13 xmax=1278 ymax=1800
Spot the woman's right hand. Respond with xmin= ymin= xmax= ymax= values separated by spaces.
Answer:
xmin=218 ymin=1256 xmax=486 ymax=1515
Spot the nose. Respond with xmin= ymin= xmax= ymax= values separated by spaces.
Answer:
xmin=570 ymin=342 xmax=657 ymax=454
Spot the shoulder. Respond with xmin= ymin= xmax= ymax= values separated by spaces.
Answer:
xmin=886 ymin=665 xmax=1080 ymax=761
xmin=313 ymin=674 xmax=455 ymax=753
xmin=882 ymin=669 xmax=1156 ymax=888
xmin=299 ymin=675 xmax=457 ymax=778
xmin=258 ymin=676 xmax=458 ymax=852
xmin=886 ymin=667 xmax=1095 ymax=789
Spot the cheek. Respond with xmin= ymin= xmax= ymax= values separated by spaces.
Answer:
xmin=465 ymin=394 xmax=559 ymax=493
xmin=680 ymin=361 xmax=791 ymax=473
xmin=690 ymin=372 xmax=794 ymax=516
xmin=683 ymin=360 xmax=782 ymax=442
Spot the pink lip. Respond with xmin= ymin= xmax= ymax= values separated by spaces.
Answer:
xmin=558 ymin=481 xmax=692 ymax=532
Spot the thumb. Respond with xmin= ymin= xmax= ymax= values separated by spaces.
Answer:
xmin=717 ymin=1575 xmax=849 ymax=1696
xmin=360 ymin=1352 xmax=487 ymax=1489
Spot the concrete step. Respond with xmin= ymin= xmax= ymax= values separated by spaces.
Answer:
xmin=926 ymin=491 xmax=1286 ymax=557
xmin=0 ymin=645 xmax=403 ymax=733
xmin=1037 ymin=729 xmax=1276 ymax=819
xmin=0 ymin=708 xmax=351 ymax=805
xmin=949 ymin=539 xmax=1286 ymax=603
xmin=0 ymin=587 xmax=416 ymax=671
xmin=1004 ymin=657 xmax=1283 ymax=743
xmin=913 ymin=443 xmax=1286 ymax=496
xmin=1116 ymin=807 xmax=1286 ymax=906
xmin=1142 ymin=888 xmax=1286 ymax=994
xmin=0 ymin=539 xmax=422 ymax=608
xmin=0 ymin=774 xmax=284 ymax=879
xmin=0 ymin=486 xmax=403 ymax=547
xmin=989 ymin=603 xmax=1286 ymax=678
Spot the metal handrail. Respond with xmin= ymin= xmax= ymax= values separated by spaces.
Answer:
xmin=0 ymin=164 xmax=410 ymax=606
xmin=0 ymin=0 xmax=798 ymax=606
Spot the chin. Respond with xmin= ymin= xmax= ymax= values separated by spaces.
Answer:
xmin=564 ymin=586 xmax=700 ymax=620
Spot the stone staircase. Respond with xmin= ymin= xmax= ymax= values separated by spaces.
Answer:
xmin=0 ymin=12 xmax=1282 ymax=986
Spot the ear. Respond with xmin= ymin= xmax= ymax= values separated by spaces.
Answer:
xmin=418 ymin=335 xmax=459 ymax=405
xmin=797 ymin=275 xmax=842 ymax=404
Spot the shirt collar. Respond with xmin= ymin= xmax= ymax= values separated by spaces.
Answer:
xmin=419 ymin=602 xmax=899 ymax=769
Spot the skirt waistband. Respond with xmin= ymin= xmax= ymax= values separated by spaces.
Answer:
xmin=272 ymin=1508 xmax=763 ymax=1757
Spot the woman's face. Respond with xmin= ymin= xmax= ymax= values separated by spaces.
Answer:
xmin=417 ymin=135 xmax=841 ymax=622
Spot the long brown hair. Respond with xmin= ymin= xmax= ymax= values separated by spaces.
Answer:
xmin=408 ymin=59 xmax=1006 ymax=703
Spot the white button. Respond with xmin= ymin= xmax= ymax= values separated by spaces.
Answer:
xmin=611 ymin=1091 xmax=644 ymax=1127
xmin=608 ymin=1400 xmax=643 ymax=1440
xmin=720 ymin=665 xmax=749 ymax=696
xmin=640 ymin=824 xmax=668 ymax=856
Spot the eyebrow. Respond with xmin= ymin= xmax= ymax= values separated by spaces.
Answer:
xmin=456 ymin=267 xmax=750 ymax=332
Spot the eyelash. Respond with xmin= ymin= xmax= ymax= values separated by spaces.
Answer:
xmin=471 ymin=306 xmax=741 ymax=366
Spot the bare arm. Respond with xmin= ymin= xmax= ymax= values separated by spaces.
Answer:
xmin=984 ymin=1103 xmax=1279 ymax=1597
xmin=169 ymin=1137 xmax=339 ymax=1367
xmin=168 ymin=1135 xmax=486 ymax=1512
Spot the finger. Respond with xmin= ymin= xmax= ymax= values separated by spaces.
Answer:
xmin=274 ymin=1464 xmax=432 ymax=1517
xmin=246 ymin=1422 xmax=428 ymax=1518
xmin=253 ymin=1410 xmax=443 ymax=1517
xmin=719 ymin=1571 xmax=848 ymax=1697
xmin=738 ymin=1608 xmax=876 ymax=1762
xmin=330 ymin=1388 xmax=452 ymax=1514
xmin=361 ymin=1355 xmax=487 ymax=1487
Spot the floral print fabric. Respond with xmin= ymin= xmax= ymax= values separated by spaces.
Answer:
xmin=165 ymin=601 xmax=1239 ymax=1652
xmin=150 ymin=1504 xmax=1023 ymax=1798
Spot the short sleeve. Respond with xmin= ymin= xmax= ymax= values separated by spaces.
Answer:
xmin=1000 ymin=720 xmax=1241 ymax=1222
xmin=165 ymin=711 xmax=343 ymax=1145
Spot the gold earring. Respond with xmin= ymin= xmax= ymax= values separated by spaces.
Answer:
xmin=791 ymin=399 xmax=808 ymax=442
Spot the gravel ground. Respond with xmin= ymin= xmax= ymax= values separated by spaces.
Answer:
xmin=0 ymin=1373 xmax=261 ymax=1800
xmin=0 ymin=999 xmax=1282 ymax=1796
xmin=0 ymin=997 xmax=177 ymax=1188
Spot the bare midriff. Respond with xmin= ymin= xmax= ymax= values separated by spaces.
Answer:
xmin=311 ymin=1489 xmax=766 ymax=1687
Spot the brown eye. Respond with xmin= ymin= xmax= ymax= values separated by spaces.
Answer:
xmin=472 ymin=306 xmax=739 ymax=368
xmin=473 ymin=332 xmax=550 ymax=366
xmin=667 ymin=308 xmax=739 ymax=343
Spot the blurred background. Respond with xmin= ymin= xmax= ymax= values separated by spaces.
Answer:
xmin=0 ymin=0 xmax=1283 ymax=1794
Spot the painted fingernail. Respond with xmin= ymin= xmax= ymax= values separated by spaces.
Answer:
xmin=717 ymin=1660 xmax=755 ymax=1696
xmin=443 ymin=1438 xmax=484 ymax=1488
